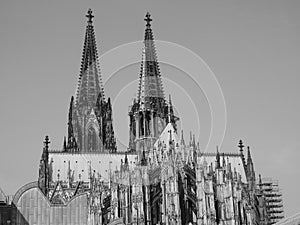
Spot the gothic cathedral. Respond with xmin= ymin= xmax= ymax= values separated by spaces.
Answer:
xmin=1 ymin=9 xmax=283 ymax=225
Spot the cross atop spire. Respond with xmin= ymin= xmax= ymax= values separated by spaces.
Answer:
xmin=144 ymin=12 xmax=152 ymax=27
xmin=86 ymin=9 xmax=94 ymax=23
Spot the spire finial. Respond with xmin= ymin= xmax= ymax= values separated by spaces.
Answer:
xmin=216 ymin=146 xmax=220 ymax=169
xmin=168 ymin=97 xmax=172 ymax=122
xmin=238 ymin=139 xmax=244 ymax=152
xmin=86 ymin=9 xmax=94 ymax=23
xmin=144 ymin=12 xmax=152 ymax=27
xmin=44 ymin=136 xmax=50 ymax=151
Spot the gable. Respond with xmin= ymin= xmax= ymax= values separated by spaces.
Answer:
xmin=154 ymin=123 xmax=180 ymax=150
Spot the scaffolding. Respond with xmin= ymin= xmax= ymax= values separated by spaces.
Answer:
xmin=260 ymin=178 xmax=284 ymax=225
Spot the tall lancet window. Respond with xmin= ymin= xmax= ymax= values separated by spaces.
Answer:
xmin=88 ymin=127 xmax=97 ymax=152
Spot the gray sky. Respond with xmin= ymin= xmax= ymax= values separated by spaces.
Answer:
xmin=0 ymin=0 xmax=299 ymax=217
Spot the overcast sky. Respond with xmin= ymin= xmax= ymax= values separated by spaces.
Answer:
xmin=0 ymin=0 xmax=299 ymax=217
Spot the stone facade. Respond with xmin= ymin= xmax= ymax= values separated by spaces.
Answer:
xmin=0 ymin=9 xmax=284 ymax=225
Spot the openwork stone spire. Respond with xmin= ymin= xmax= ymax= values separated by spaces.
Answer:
xmin=137 ymin=12 xmax=165 ymax=107
xmin=128 ymin=13 xmax=178 ymax=153
xmin=75 ymin=9 xmax=104 ymax=107
xmin=66 ymin=9 xmax=116 ymax=153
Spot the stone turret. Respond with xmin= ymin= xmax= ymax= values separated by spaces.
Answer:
xmin=247 ymin=146 xmax=256 ymax=190
xmin=38 ymin=136 xmax=50 ymax=195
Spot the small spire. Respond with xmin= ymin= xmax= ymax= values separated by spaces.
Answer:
xmin=67 ymin=96 xmax=75 ymax=149
xmin=144 ymin=12 xmax=152 ymax=27
xmin=216 ymin=146 xmax=220 ymax=169
xmin=222 ymin=153 xmax=226 ymax=167
xmin=44 ymin=136 xmax=50 ymax=151
xmin=247 ymin=146 xmax=252 ymax=161
xmin=192 ymin=134 xmax=196 ymax=148
xmin=238 ymin=140 xmax=247 ymax=173
xmin=168 ymin=94 xmax=173 ymax=123
xmin=86 ymin=9 xmax=94 ymax=24
xmin=168 ymin=101 xmax=171 ymax=123
xmin=238 ymin=139 xmax=244 ymax=152
xmin=63 ymin=136 xmax=67 ymax=151
xmin=181 ymin=130 xmax=185 ymax=146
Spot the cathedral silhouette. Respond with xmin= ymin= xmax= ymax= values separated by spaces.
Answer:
xmin=0 ymin=9 xmax=284 ymax=225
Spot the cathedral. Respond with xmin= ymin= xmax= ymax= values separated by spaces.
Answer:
xmin=0 ymin=9 xmax=284 ymax=225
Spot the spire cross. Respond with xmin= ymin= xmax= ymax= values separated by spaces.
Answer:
xmin=144 ymin=12 xmax=152 ymax=27
xmin=86 ymin=9 xmax=94 ymax=23
xmin=44 ymin=135 xmax=50 ymax=150
xmin=238 ymin=139 xmax=244 ymax=152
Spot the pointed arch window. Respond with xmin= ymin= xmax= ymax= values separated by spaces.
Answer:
xmin=88 ymin=126 xmax=97 ymax=152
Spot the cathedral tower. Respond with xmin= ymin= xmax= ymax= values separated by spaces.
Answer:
xmin=65 ymin=9 xmax=116 ymax=153
xmin=128 ymin=13 xmax=179 ymax=156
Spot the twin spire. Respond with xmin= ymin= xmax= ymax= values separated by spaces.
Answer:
xmin=73 ymin=10 xmax=168 ymax=152
xmin=76 ymin=10 xmax=164 ymax=109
